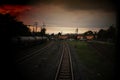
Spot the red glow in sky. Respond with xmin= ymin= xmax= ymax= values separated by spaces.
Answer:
xmin=0 ymin=3 xmax=116 ymax=34
xmin=0 ymin=5 xmax=31 ymax=16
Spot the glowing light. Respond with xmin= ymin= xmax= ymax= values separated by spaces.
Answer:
xmin=0 ymin=5 xmax=31 ymax=16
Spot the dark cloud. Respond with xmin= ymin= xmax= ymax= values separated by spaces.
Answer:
xmin=0 ymin=0 xmax=32 ymax=5
xmin=0 ymin=0 xmax=116 ymax=11
xmin=0 ymin=0 xmax=53 ymax=5
xmin=53 ymin=0 xmax=116 ymax=12
xmin=0 ymin=5 xmax=31 ymax=16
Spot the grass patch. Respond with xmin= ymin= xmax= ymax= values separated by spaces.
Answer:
xmin=69 ymin=41 xmax=99 ymax=68
xmin=68 ymin=40 xmax=115 ymax=80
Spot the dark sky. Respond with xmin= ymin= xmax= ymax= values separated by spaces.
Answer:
xmin=0 ymin=0 xmax=116 ymax=10
xmin=0 ymin=0 xmax=117 ymax=34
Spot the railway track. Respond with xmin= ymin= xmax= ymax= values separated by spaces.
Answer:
xmin=15 ymin=41 xmax=55 ymax=64
xmin=55 ymin=42 xmax=74 ymax=80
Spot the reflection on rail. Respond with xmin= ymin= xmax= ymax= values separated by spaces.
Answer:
xmin=55 ymin=42 xmax=74 ymax=80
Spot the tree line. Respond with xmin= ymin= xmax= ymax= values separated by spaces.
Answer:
xmin=0 ymin=13 xmax=47 ymax=39
xmin=83 ymin=26 xmax=117 ymax=43
xmin=0 ymin=13 xmax=117 ymax=43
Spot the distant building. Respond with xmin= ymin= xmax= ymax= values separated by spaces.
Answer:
xmin=77 ymin=34 xmax=94 ymax=40
xmin=57 ymin=34 xmax=94 ymax=40
xmin=58 ymin=35 xmax=68 ymax=39
xmin=86 ymin=35 xmax=94 ymax=40
xmin=77 ymin=35 xmax=84 ymax=40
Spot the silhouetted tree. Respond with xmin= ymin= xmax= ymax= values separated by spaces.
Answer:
xmin=84 ymin=31 xmax=94 ymax=36
xmin=58 ymin=32 xmax=62 ymax=36
xmin=51 ymin=33 xmax=54 ymax=36
xmin=0 ymin=13 xmax=31 ymax=39
xmin=107 ymin=26 xmax=116 ymax=42
xmin=97 ymin=26 xmax=116 ymax=42
xmin=93 ymin=31 xmax=97 ymax=40
xmin=40 ymin=27 xmax=46 ymax=36
xmin=57 ymin=32 xmax=62 ymax=39
xmin=97 ymin=29 xmax=107 ymax=41
xmin=83 ymin=30 xmax=94 ymax=39
xmin=0 ymin=13 xmax=32 ymax=77
xmin=49 ymin=33 xmax=55 ymax=40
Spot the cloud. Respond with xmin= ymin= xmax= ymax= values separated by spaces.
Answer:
xmin=0 ymin=0 xmax=32 ymax=5
xmin=0 ymin=0 xmax=116 ymax=12
xmin=31 ymin=0 xmax=116 ymax=12
xmin=0 ymin=5 xmax=31 ymax=16
xmin=63 ymin=0 xmax=115 ymax=11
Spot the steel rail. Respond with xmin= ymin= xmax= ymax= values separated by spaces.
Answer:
xmin=16 ymin=41 xmax=55 ymax=64
xmin=55 ymin=42 xmax=74 ymax=80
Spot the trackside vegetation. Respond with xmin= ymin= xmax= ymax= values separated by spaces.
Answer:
xmin=68 ymin=41 xmax=115 ymax=80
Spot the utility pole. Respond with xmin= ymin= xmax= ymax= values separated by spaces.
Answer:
xmin=76 ymin=27 xmax=78 ymax=34
xmin=75 ymin=27 xmax=78 ymax=40
xmin=34 ymin=22 xmax=38 ymax=32
xmin=33 ymin=26 xmax=35 ymax=33
xmin=42 ymin=21 xmax=46 ymax=28
xmin=41 ymin=21 xmax=46 ymax=39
